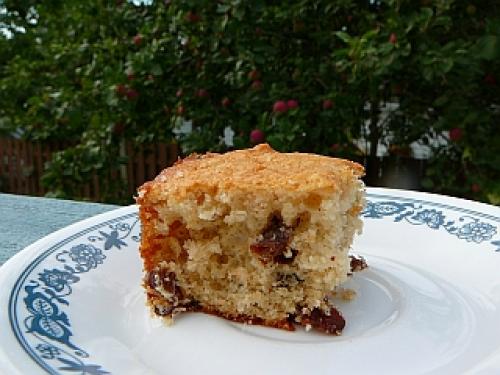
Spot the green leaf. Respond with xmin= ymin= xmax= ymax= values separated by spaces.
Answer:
xmin=418 ymin=7 xmax=434 ymax=30
xmin=421 ymin=177 xmax=434 ymax=189
xmin=335 ymin=31 xmax=352 ymax=44
xmin=217 ymin=4 xmax=231 ymax=13
xmin=434 ymin=95 xmax=448 ymax=107
xmin=474 ymin=35 xmax=500 ymax=61
xmin=442 ymin=58 xmax=453 ymax=73
xmin=151 ymin=64 xmax=163 ymax=76
xmin=487 ymin=193 xmax=500 ymax=205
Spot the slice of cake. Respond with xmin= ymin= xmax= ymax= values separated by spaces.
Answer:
xmin=137 ymin=144 xmax=365 ymax=334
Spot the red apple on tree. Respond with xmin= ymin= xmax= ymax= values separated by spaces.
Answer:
xmin=250 ymin=129 xmax=265 ymax=144
xmin=273 ymin=100 xmax=288 ymax=113
xmin=115 ymin=84 xmax=127 ymax=96
xmin=133 ymin=34 xmax=143 ymax=46
xmin=389 ymin=33 xmax=397 ymax=44
xmin=322 ymin=99 xmax=334 ymax=110
xmin=185 ymin=11 xmax=201 ymax=23
xmin=287 ymin=99 xmax=299 ymax=109
xmin=248 ymin=69 xmax=261 ymax=81
xmin=221 ymin=97 xmax=231 ymax=107
xmin=251 ymin=80 xmax=263 ymax=90
xmin=449 ymin=127 xmax=463 ymax=142
xmin=126 ymin=88 xmax=138 ymax=100
xmin=196 ymin=89 xmax=209 ymax=98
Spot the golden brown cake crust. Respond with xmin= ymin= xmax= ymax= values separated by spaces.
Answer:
xmin=137 ymin=144 xmax=366 ymax=334
xmin=137 ymin=144 xmax=364 ymax=203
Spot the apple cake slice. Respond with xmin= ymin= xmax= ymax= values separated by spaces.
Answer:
xmin=136 ymin=144 xmax=365 ymax=334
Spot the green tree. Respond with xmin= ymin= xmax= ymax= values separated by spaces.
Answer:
xmin=1 ymin=0 xmax=499 ymax=204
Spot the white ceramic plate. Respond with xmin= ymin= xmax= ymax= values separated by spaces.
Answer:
xmin=1 ymin=187 xmax=500 ymax=375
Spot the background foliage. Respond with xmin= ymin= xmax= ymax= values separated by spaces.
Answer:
xmin=1 ymin=0 xmax=499 ymax=204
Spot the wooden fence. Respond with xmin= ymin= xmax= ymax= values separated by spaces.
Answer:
xmin=0 ymin=137 xmax=178 ymax=201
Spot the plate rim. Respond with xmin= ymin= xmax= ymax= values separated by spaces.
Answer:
xmin=2 ymin=188 xmax=500 ymax=374
xmin=9 ymin=209 xmax=138 ymax=375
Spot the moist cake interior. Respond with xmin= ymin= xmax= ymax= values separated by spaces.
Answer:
xmin=138 ymin=144 xmax=365 ymax=334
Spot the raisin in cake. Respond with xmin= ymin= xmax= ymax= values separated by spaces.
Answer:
xmin=137 ymin=144 xmax=365 ymax=334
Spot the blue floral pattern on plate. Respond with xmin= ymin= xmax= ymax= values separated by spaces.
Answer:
xmin=38 ymin=269 xmax=80 ymax=293
xmin=363 ymin=199 xmax=498 ymax=247
xmin=8 ymin=194 xmax=500 ymax=374
xmin=9 ymin=213 xmax=139 ymax=374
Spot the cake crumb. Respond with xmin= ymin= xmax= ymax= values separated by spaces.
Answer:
xmin=341 ymin=289 xmax=356 ymax=301
xmin=137 ymin=144 xmax=366 ymax=335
